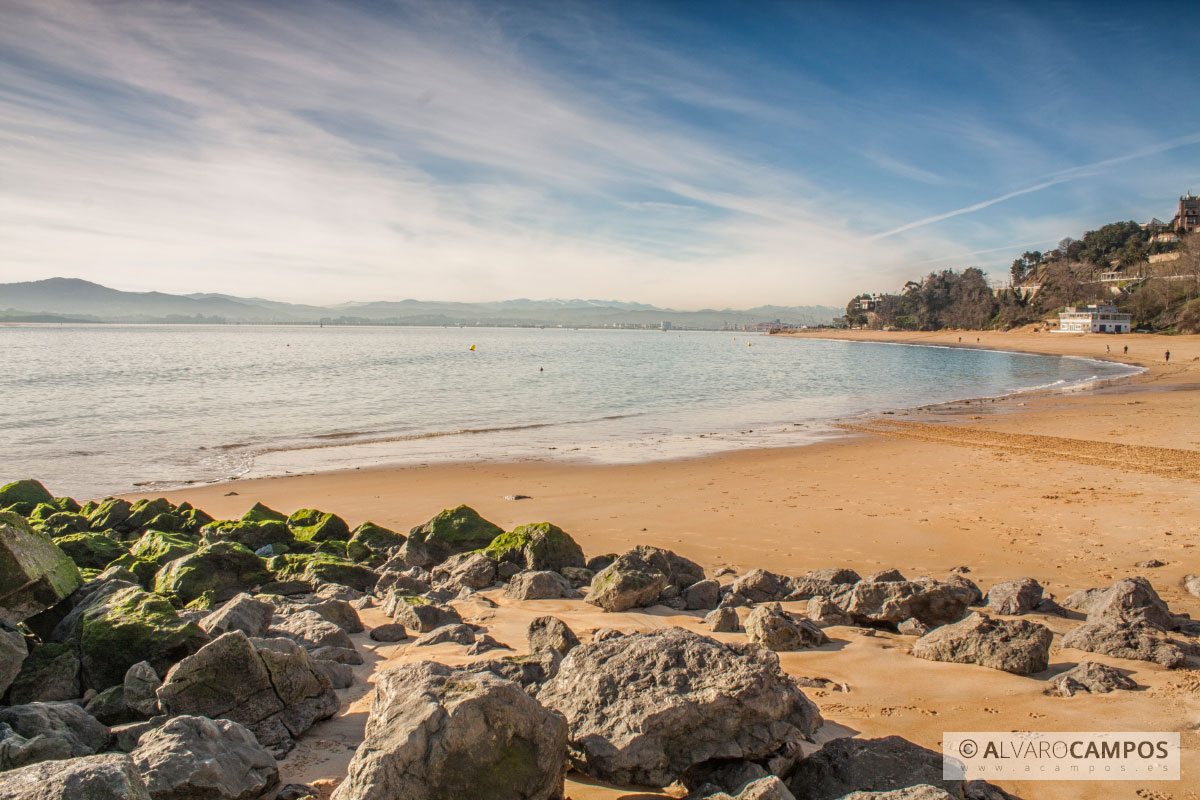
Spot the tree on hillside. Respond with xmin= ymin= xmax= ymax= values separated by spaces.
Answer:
xmin=1010 ymin=251 xmax=1042 ymax=285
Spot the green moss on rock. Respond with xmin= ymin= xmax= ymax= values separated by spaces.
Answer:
xmin=52 ymin=532 xmax=127 ymax=570
xmin=88 ymin=498 xmax=133 ymax=532
xmin=287 ymin=509 xmax=351 ymax=542
xmin=269 ymin=553 xmax=377 ymax=592
xmin=241 ymin=502 xmax=287 ymax=523
xmin=200 ymin=519 xmax=294 ymax=551
xmin=78 ymin=585 xmax=209 ymax=689
xmin=130 ymin=530 xmax=197 ymax=566
xmin=37 ymin=512 xmax=91 ymax=538
xmin=53 ymin=497 xmax=82 ymax=514
xmin=154 ymin=541 xmax=271 ymax=604
xmin=105 ymin=553 xmax=162 ymax=588
xmin=482 ymin=522 xmax=585 ymax=572
xmin=125 ymin=498 xmax=173 ymax=531
xmin=0 ymin=510 xmax=82 ymax=625
xmin=407 ymin=505 xmax=503 ymax=563
xmin=349 ymin=521 xmax=406 ymax=552
xmin=0 ymin=480 xmax=54 ymax=515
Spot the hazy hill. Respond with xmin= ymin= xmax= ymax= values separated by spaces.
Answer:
xmin=0 ymin=278 xmax=838 ymax=328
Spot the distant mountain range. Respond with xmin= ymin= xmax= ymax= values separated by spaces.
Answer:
xmin=0 ymin=278 xmax=838 ymax=328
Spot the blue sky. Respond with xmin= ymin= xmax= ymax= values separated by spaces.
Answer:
xmin=1 ymin=0 xmax=1197 ymax=307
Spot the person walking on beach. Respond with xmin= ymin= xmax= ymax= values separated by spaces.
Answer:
xmin=1124 ymin=345 xmax=1128 ymax=355
xmin=1165 ymin=350 xmax=1170 ymax=363
xmin=1106 ymin=345 xmax=1110 ymax=354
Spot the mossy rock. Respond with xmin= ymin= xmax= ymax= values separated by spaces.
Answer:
xmin=0 ymin=510 xmax=82 ymax=626
xmin=154 ymin=541 xmax=271 ymax=604
xmin=200 ymin=519 xmax=295 ymax=551
xmin=241 ymin=502 xmax=287 ymax=523
xmin=350 ymin=521 xmax=406 ymax=553
xmin=88 ymin=498 xmax=133 ymax=532
xmin=37 ymin=512 xmax=91 ymax=538
xmin=28 ymin=502 xmax=61 ymax=522
xmin=406 ymin=505 xmax=504 ymax=565
xmin=105 ymin=553 xmax=162 ymax=588
xmin=184 ymin=590 xmax=216 ymax=611
xmin=314 ymin=540 xmax=349 ymax=558
xmin=125 ymin=498 xmax=173 ymax=531
xmin=482 ymin=522 xmax=585 ymax=572
xmin=52 ymin=532 xmax=127 ymax=570
xmin=0 ymin=480 xmax=54 ymax=515
xmin=80 ymin=500 xmax=99 ymax=516
xmin=53 ymin=497 xmax=82 ymax=514
xmin=143 ymin=512 xmax=184 ymax=533
xmin=288 ymin=509 xmax=350 ymax=543
xmin=346 ymin=540 xmax=372 ymax=563
xmin=129 ymin=529 xmax=197 ymax=566
xmin=177 ymin=507 xmax=214 ymax=533
xmin=78 ymin=585 xmax=209 ymax=690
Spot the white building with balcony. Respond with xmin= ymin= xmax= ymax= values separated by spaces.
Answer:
xmin=1057 ymin=304 xmax=1131 ymax=334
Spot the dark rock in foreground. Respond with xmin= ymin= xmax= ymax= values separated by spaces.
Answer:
xmin=785 ymin=736 xmax=961 ymax=800
xmin=0 ymin=752 xmax=151 ymax=800
xmin=911 ymin=613 xmax=1052 ymax=675
xmin=130 ymin=714 xmax=278 ymax=800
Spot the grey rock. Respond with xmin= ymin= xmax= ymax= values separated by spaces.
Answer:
xmin=292 ymin=598 xmax=364 ymax=633
xmin=350 ymin=596 xmax=373 ymax=610
xmin=591 ymin=627 xmax=624 ymax=642
xmin=0 ymin=753 xmax=151 ymax=800
xmin=1085 ymin=577 xmax=1174 ymax=631
xmin=912 ymin=612 xmax=1053 ymax=674
xmin=1051 ymin=661 xmax=1137 ymax=696
xmin=385 ymin=594 xmax=462 ymax=633
xmin=369 ymin=623 xmax=408 ymax=642
xmin=828 ymin=579 xmax=971 ymax=629
xmin=268 ymin=609 xmax=356 ymax=652
xmin=123 ymin=661 xmax=162 ymax=718
xmin=0 ymin=513 xmax=82 ymax=626
xmin=0 ymin=626 xmax=28 ymax=697
xmin=314 ymin=660 xmax=355 ymax=689
xmin=944 ymin=574 xmax=983 ymax=606
xmin=131 ymin=714 xmax=278 ymax=800
xmin=586 ymin=555 xmax=616 ymax=572
xmin=431 ymin=551 xmax=497 ymax=591
xmin=586 ymin=545 xmax=703 ymax=612
xmin=729 ymin=569 xmax=791 ymax=603
xmin=156 ymin=632 xmax=338 ymax=749
xmin=537 ymin=627 xmax=822 ymax=787
xmin=110 ymin=718 xmax=165 ymax=753
xmin=505 ymin=570 xmax=573 ymax=600
xmin=1061 ymin=587 xmax=1104 ymax=614
xmin=309 ymin=645 xmax=363 ymax=665
xmin=467 ymin=654 xmax=555 ymax=690
xmin=331 ymin=661 xmax=568 ymax=800
xmin=693 ymin=775 xmax=797 ymax=799
xmin=786 ymin=736 xmax=962 ymax=800
xmin=559 ymin=566 xmax=594 ymax=588
xmin=199 ymin=593 xmax=273 ymax=638
xmin=497 ymin=562 xmax=523 ymax=580
xmin=806 ymin=596 xmax=853 ymax=627
xmin=528 ymin=616 xmax=579 ymax=658
xmin=706 ymin=607 xmax=740 ymax=632
xmin=985 ymin=578 xmax=1043 ymax=616
xmin=0 ymin=702 xmax=109 ymax=767
xmin=465 ymin=635 xmax=510 ymax=655
xmin=1136 ymin=559 xmax=1166 ymax=568
xmin=785 ymin=568 xmax=861 ymax=601
xmin=745 ymin=603 xmax=828 ymax=651
xmin=684 ymin=579 xmax=721 ymax=610
xmin=413 ymin=623 xmax=477 ymax=647
xmin=897 ymin=618 xmax=930 ymax=637
xmin=836 ymin=787 xmax=956 ymax=800
xmin=1060 ymin=620 xmax=1187 ymax=667
xmin=1184 ymin=574 xmax=1200 ymax=599
xmin=314 ymin=583 xmax=364 ymax=603
xmin=85 ymin=685 xmax=137 ymax=726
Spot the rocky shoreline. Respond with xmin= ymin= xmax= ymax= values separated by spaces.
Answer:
xmin=1 ymin=477 xmax=1196 ymax=800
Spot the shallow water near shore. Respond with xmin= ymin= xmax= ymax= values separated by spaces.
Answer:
xmin=0 ymin=324 xmax=1138 ymax=498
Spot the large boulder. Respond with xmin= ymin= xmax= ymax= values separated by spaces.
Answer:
xmin=123 ymin=661 xmax=162 ymax=717
xmin=1085 ymin=577 xmax=1175 ymax=631
xmin=7 ymin=643 xmax=80 ymax=704
xmin=155 ymin=632 xmax=338 ymax=749
xmin=400 ymin=505 xmax=504 ymax=568
xmin=0 ymin=702 xmax=109 ymax=768
xmin=241 ymin=503 xmax=286 ymax=524
xmin=51 ymin=532 xmax=126 ymax=571
xmin=785 ymin=736 xmax=962 ymax=800
xmin=729 ymin=569 xmax=792 ymax=603
xmin=349 ymin=521 xmax=406 ymax=555
xmin=483 ymin=523 xmax=586 ymax=572
xmin=154 ymin=542 xmax=270 ymax=605
xmin=0 ymin=512 xmax=82 ymax=625
xmin=985 ymin=579 xmax=1043 ymax=616
xmin=199 ymin=593 xmax=274 ymax=638
xmin=527 ymin=617 xmax=579 ymax=659
xmin=828 ymin=579 xmax=971 ymax=629
xmin=0 ymin=752 xmax=151 ymax=800
xmin=268 ymin=554 xmax=377 ymax=593
xmin=745 ymin=603 xmax=828 ymax=651
xmin=911 ymin=613 xmax=1053 ymax=675
xmin=287 ymin=509 xmax=350 ymax=543
xmin=72 ymin=586 xmax=209 ymax=690
xmin=684 ymin=579 xmax=721 ymax=610
xmin=537 ymin=627 xmax=821 ymax=787
xmin=268 ymin=610 xmax=355 ymax=652
xmin=384 ymin=593 xmax=462 ymax=633
xmin=200 ymin=519 xmax=294 ymax=552
xmin=129 ymin=530 xmax=198 ymax=567
xmin=288 ymin=598 xmax=364 ymax=633
xmin=88 ymin=498 xmax=134 ymax=533
xmin=332 ymin=661 xmax=568 ymax=800
xmin=130 ymin=714 xmax=278 ymax=800
xmin=585 ymin=544 xmax=701 ymax=613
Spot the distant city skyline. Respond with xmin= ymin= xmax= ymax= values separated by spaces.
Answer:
xmin=1 ymin=0 xmax=1197 ymax=308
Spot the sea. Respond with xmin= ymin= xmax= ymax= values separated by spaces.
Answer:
xmin=0 ymin=325 xmax=1140 ymax=500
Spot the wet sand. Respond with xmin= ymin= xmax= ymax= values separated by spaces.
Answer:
xmin=135 ymin=330 xmax=1200 ymax=800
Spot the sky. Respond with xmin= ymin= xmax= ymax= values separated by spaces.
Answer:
xmin=1 ymin=0 xmax=1198 ymax=309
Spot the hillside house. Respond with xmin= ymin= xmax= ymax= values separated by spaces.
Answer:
xmin=1057 ymin=304 xmax=1132 ymax=334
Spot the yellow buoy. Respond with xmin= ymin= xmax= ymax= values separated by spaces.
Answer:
xmin=747 ymin=341 xmax=752 ymax=347
xmin=469 ymin=344 xmax=475 ymax=351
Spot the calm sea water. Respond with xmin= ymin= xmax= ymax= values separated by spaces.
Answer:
xmin=0 ymin=325 xmax=1137 ymax=499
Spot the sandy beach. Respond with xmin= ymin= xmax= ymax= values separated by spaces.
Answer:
xmin=132 ymin=330 xmax=1200 ymax=800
